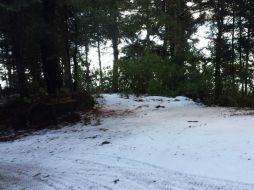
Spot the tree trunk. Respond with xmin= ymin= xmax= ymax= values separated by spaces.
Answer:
xmin=63 ymin=1 xmax=73 ymax=92
xmin=231 ymin=2 xmax=236 ymax=89
xmin=97 ymin=39 xmax=103 ymax=87
xmin=4 ymin=37 xmax=13 ymax=89
xmin=214 ymin=1 xmax=223 ymax=102
xmin=12 ymin=12 xmax=27 ymax=97
xmin=244 ymin=24 xmax=250 ymax=96
xmin=41 ymin=0 xmax=62 ymax=94
xmin=169 ymin=0 xmax=176 ymax=57
xmin=84 ymin=42 xmax=90 ymax=92
xmin=145 ymin=2 xmax=151 ymax=46
xmin=174 ymin=0 xmax=185 ymax=65
xmin=73 ymin=16 xmax=79 ymax=91
xmin=239 ymin=16 xmax=244 ymax=97
xmin=162 ymin=0 xmax=169 ymax=58
xmin=111 ymin=10 xmax=119 ymax=93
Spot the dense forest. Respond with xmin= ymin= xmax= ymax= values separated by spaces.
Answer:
xmin=0 ymin=0 xmax=254 ymax=107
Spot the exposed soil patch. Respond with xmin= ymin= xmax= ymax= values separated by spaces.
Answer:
xmin=90 ymin=108 xmax=134 ymax=119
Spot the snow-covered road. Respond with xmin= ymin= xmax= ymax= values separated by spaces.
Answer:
xmin=1 ymin=94 xmax=254 ymax=190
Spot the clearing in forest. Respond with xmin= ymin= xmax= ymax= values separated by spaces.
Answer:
xmin=1 ymin=94 xmax=254 ymax=190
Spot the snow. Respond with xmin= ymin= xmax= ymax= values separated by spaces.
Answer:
xmin=1 ymin=94 xmax=254 ymax=190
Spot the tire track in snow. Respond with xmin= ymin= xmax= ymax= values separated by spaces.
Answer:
xmin=63 ymin=154 xmax=254 ymax=190
xmin=1 ymin=94 xmax=254 ymax=190
xmin=1 ymin=154 xmax=254 ymax=190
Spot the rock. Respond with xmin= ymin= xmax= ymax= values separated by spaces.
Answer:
xmin=113 ymin=179 xmax=120 ymax=184
xmin=101 ymin=141 xmax=110 ymax=145
xmin=155 ymin=105 xmax=165 ymax=109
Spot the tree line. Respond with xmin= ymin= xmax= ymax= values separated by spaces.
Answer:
xmin=0 ymin=0 xmax=253 ymax=106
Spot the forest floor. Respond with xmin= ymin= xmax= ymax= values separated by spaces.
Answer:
xmin=1 ymin=94 xmax=254 ymax=190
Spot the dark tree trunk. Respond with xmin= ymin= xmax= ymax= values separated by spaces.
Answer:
xmin=3 ymin=37 xmax=13 ymax=89
xmin=214 ymin=1 xmax=223 ymax=102
xmin=84 ymin=42 xmax=90 ymax=91
xmin=244 ymin=24 xmax=250 ymax=96
xmin=145 ymin=2 xmax=151 ymax=46
xmin=231 ymin=2 xmax=236 ymax=88
xmin=97 ymin=39 xmax=103 ymax=87
xmin=11 ymin=12 xmax=27 ymax=97
xmin=239 ymin=16 xmax=244 ymax=97
xmin=162 ymin=0 xmax=169 ymax=58
xmin=168 ymin=0 xmax=176 ymax=58
xmin=174 ymin=0 xmax=185 ymax=65
xmin=111 ymin=10 xmax=119 ymax=93
xmin=41 ymin=0 xmax=62 ymax=94
xmin=63 ymin=1 xmax=73 ymax=92
xmin=112 ymin=38 xmax=119 ymax=92
xmin=29 ymin=51 xmax=42 ymax=87
xmin=73 ymin=16 xmax=79 ymax=92
xmin=165 ymin=0 xmax=184 ymax=61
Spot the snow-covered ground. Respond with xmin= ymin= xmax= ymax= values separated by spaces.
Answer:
xmin=1 ymin=94 xmax=254 ymax=190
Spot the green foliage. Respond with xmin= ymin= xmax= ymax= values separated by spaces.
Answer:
xmin=118 ymin=53 xmax=214 ymax=102
xmin=119 ymin=54 xmax=163 ymax=95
